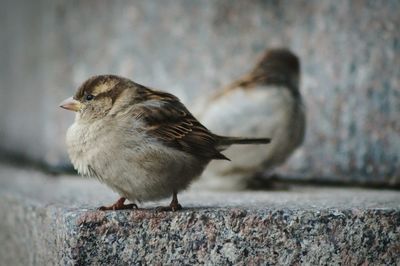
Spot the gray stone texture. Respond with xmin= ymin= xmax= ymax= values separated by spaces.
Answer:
xmin=0 ymin=163 xmax=399 ymax=265
xmin=1 ymin=0 xmax=399 ymax=183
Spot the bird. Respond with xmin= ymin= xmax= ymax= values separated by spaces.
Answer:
xmin=193 ymin=48 xmax=306 ymax=190
xmin=59 ymin=75 xmax=271 ymax=211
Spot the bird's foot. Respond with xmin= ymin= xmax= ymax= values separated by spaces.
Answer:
xmin=98 ymin=197 xmax=138 ymax=211
xmin=155 ymin=191 xmax=182 ymax=212
xmin=155 ymin=203 xmax=182 ymax=212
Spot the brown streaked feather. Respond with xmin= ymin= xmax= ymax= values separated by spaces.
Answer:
xmin=132 ymin=88 xmax=229 ymax=161
xmin=74 ymin=75 xmax=128 ymax=103
xmin=96 ymin=81 xmax=127 ymax=104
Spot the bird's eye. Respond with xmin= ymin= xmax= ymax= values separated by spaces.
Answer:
xmin=85 ymin=94 xmax=94 ymax=101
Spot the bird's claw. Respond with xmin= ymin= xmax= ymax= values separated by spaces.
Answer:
xmin=155 ymin=203 xmax=182 ymax=212
xmin=98 ymin=197 xmax=138 ymax=211
xmin=98 ymin=203 xmax=138 ymax=211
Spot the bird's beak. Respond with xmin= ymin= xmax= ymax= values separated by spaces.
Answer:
xmin=59 ymin=97 xmax=82 ymax=112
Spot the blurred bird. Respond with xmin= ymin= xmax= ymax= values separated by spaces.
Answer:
xmin=193 ymin=48 xmax=306 ymax=190
xmin=60 ymin=75 xmax=270 ymax=211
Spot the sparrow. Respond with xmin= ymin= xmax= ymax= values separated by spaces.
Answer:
xmin=60 ymin=75 xmax=270 ymax=211
xmin=193 ymin=48 xmax=306 ymax=190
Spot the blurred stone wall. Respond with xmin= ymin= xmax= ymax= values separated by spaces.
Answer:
xmin=0 ymin=0 xmax=399 ymax=184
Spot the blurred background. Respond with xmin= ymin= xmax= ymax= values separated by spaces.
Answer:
xmin=0 ymin=0 xmax=399 ymax=188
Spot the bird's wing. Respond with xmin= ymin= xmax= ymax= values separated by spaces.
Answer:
xmin=132 ymin=87 xmax=229 ymax=160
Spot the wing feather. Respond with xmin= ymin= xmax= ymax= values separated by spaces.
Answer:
xmin=133 ymin=88 xmax=229 ymax=160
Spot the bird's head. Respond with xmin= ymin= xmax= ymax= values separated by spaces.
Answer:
xmin=59 ymin=75 xmax=132 ymax=121
xmin=252 ymin=48 xmax=301 ymax=93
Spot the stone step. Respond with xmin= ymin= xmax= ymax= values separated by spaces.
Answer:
xmin=0 ymin=163 xmax=399 ymax=265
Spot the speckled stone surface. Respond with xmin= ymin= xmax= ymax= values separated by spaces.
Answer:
xmin=0 ymin=0 xmax=399 ymax=184
xmin=0 ymin=164 xmax=399 ymax=265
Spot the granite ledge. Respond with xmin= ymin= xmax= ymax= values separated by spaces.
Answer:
xmin=0 ymin=163 xmax=399 ymax=265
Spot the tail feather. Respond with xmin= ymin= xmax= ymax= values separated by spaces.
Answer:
xmin=217 ymin=136 xmax=271 ymax=147
xmin=213 ymin=136 xmax=271 ymax=161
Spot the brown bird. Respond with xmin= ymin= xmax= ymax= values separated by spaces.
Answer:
xmin=194 ymin=48 xmax=306 ymax=190
xmin=60 ymin=75 xmax=270 ymax=211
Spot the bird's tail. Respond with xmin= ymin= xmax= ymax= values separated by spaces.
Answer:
xmin=217 ymin=136 xmax=271 ymax=148
xmin=213 ymin=136 xmax=271 ymax=160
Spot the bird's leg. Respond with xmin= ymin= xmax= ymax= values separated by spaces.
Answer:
xmin=156 ymin=191 xmax=182 ymax=212
xmin=98 ymin=197 xmax=138 ymax=211
xmin=170 ymin=191 xmax=182 ymax=211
